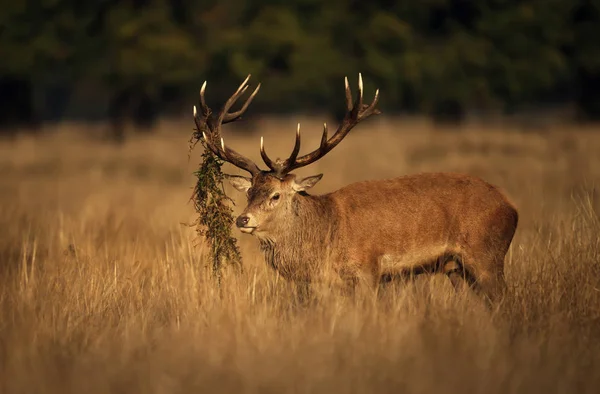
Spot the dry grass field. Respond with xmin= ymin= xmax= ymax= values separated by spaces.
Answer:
xmin=0 ymin=117 xmax=599 ymax=393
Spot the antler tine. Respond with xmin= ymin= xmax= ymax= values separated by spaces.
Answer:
xmin=287 ymin=123 xmax=302 ymax=164
xmin=320 ymin=123 xmax=328 ymax=148
xmin=344 ymin=76 xmax=353 ymax=112
xmin=358 ymin=88 xmax=381 ymax=120
xmin=224 ymin=83 xmax=261 ymax=123
xmin=260 ymin=137 xmax=277 ymax=171
xmin=193 ymin=107 xmax=225 ymax=159
xmin=372 ymin=88 xmax=380 ymax=109
xmin=259 ymin=123 xmax=302 ymax=176
xmin=259 ymin=122 xmax=304 ymax=176
xmin=217 ymin=74 xmax=252 ymax=125
xmin=199 ymin=81 xmax=209 ymax=116
xmin=357 ymin=73 xmax=364 ymax=112
xmin=193 ymin=110 xmax=217 ymax=156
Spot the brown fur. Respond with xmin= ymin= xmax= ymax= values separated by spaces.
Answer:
xmin=232 ymin=171 xmax=519 ymax=303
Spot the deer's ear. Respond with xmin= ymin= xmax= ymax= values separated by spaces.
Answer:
xmin=293 ymin=174 xmax=323 ymax=192
xmin=227 ymin=175 xmax=252 ymax=193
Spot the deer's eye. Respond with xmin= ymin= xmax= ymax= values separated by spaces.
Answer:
xmin=271 ymin=193 xmax=280 ymax=201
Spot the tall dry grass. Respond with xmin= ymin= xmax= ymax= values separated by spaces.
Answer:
xmin=0 ymin=117 xmax=599 ymax=393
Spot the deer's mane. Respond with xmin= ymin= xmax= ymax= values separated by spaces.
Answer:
xmin=258 ymin=194 xmax=338 ymax=282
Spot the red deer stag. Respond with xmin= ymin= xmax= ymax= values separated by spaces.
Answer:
xmin=192 ymin=74 xmax=519 ymax=303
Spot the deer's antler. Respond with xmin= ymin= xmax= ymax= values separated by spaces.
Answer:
xmin=260 ymin=73 xmax=380 ymax=176
xmin=193 ymin=75 xmax=262 ymax=176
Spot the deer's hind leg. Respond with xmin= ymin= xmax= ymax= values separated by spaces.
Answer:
xmin=472 ymin=264 xmax=507 ymax=305
xmin=443 ymin=253 xmax=507 ymax=307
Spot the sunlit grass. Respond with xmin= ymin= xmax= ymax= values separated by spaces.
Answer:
xmin=0 ymin=118 xmax=599 ymax=393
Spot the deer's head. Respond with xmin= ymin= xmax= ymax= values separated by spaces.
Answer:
xmin=192 ymin=74 xmax=380 ymax=238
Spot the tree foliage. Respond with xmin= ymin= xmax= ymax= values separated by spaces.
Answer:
xmin=1 ymin=0 xmax=599 ymax=130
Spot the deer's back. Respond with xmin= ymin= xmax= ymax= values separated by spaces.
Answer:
xmin=327 ymin=172 xmax=518 ymax=267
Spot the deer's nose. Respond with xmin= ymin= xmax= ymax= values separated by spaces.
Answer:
xmin=236 ymin=215 xmax=250 ymax=228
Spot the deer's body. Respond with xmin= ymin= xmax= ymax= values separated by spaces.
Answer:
xmin=251 ymin=172 xmax=517 ymax=300
xmin=192 ymin=74 xmax=519 ymax=303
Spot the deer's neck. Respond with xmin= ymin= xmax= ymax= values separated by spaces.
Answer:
xmin=259 ymin=194 xmax=338 ymax=282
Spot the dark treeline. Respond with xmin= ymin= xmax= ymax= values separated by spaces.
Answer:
xmin=1 ymin=0 xmax=599 ymax=138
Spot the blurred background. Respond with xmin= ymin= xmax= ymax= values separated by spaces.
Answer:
xmin=1 ymin=0 xmax=599 ymax=141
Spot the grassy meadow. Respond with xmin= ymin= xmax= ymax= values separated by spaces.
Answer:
xmin=0 ymin=116 xmax=599 ymax=393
